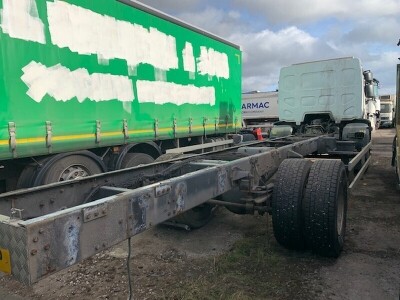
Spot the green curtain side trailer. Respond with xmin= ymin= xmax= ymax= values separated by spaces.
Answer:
xmin=0 ymin=0 xmax=242 ymax=192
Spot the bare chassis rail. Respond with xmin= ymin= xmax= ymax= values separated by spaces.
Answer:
xmin=0 ymin=136 xmax=370 ymax=284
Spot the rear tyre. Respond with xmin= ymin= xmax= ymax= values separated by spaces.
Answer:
xmin=172 ymin=203 xmax=215 ymax=229
xmin=272 ymin=159 xmax=312 ymax=250
xmin=121 ymin=153 xmax=155 ymax=168
xmin=303 ymin=159 xmax=347 ymax=257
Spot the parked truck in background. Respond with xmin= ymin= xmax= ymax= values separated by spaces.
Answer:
xmin=372 ymin=79 xmax=381 ymax=129
xmin=0 ymin=5 xmax=372 ymax=287
xmin=273 ymin=57 xmax=377 ymax=145
xmin=380 ymin=94 xmax=396 ymax=128
xmin=241 ymin=91 xmax=278 ymax=137
xmin=0 ymin=0 xmax=241 ymax=194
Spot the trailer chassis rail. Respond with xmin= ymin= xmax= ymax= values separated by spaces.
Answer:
xmin=0 ymin=135 xmax=367 ymax=285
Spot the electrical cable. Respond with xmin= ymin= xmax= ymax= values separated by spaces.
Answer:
xmin=126 ymin=237 xmax=133 ymax=300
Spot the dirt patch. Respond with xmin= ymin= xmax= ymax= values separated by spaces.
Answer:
xmin=1 ymin=128 xmax=399 ymax=299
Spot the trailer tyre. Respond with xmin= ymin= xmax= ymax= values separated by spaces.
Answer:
xmin=303 ymin=160 xmax=347 ymax=257
xmin=121 ymin=153 xmax=155 ymax=168
xmin=272 ymin=159 xmax=312 ymax=250
xmin=39 ymin=155 xmax=103 ymax=184
xmin=172 ymin=203 xmax=215 ymax=229
xmin=17 ymin=162 xmax=43 ymax=188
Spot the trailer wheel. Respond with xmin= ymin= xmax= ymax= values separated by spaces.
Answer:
xmin=272 ymin=159 xmax=312 ymax=250
xmin=303 ymin=159 xmax=347 ymax=257
xmin=121 ymin=153 xmax=155 ymax=168
xmin=37 ymin=155 xmax=103 ymax=185
xmin=172 ymin=203 xmax=215 ymax=229
xmin=17 ymin=163 xmax=42 ymax=188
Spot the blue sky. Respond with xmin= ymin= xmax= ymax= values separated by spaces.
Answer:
xmin=138 ymin=0 xmax=400 ymax=96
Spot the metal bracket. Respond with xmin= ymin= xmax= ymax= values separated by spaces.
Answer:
xmin=287 ymin=150 xmax=303 ymax=158
xmin=154 ymin=119 xmax=159 ymax=138
xmin=10 ymin=208 xmax=23 ymax=221
xmin=83 ymin=203 xmax=108 ymax=223
xmin=95 ymin=120 xmax=101 ymax=144
xmin=45 ymin=121 xmax=52 ymax=153
xmin=189 ymin=118 xmax=193 ymax=134
xmin=234 ymin=117 xmax=238 ymax=132
xmin=203 ymin=117 xmax=208 ymax=134
xmin=8 ymin=122 xmax=16 ymax=158
xmin=123 ymin=119 xmax=129 ymax=141
xmin=155 ymin=184 xmax=172 ymax=197
xmin=173 ymin=118 xmax=177 ymax=138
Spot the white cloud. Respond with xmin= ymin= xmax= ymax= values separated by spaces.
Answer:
xmin=136 ymin=0 xmax=400 ymax=94
xmin=231 ymin=27 xmax=339 ymax=92
xmin=340 ymin=17 xmax=400 ymax=45
xmin=231 ymin=0 xmax=400 ymax=25
xmin=365 ymin=52 xmax=399 ymax=95
xmin=176 ymin=7 xmax=247 ymax=38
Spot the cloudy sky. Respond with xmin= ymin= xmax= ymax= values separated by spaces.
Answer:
xmin=137 ymin=0 xmax=400 ymax=96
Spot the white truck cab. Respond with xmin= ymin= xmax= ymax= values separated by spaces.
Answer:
xmin=273 ymin=57 xmax=378 ymax=147
xmin=379 ymin=94 xmax=396 ymax=128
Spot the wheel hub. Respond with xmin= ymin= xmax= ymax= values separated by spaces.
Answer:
xmin=59 ymin=165 xmax=90 ymax=181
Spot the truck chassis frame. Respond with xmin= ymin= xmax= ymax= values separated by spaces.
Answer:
xmin=0 ymin=135 xmax=370 ymax=285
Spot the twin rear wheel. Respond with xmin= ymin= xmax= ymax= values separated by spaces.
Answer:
xmin=272 ymin=159 xmax=347 ymax=257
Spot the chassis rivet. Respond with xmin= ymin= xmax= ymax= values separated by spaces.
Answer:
xmin=30 ymin=249 xmax=37 ymax=256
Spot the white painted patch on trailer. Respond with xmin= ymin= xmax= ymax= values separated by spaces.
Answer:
xmin=183 ymin=42 xmax=196 ymax=73
xmin=197 ymin=47 xmax=229 ymax=79
xmin=47 ymin=0 xmax=178 ymax=72
xmin=0 ymin=0 xmax=45 ymax=44
xmin=21 ymin=61 xmax=134 ymax=103
xmin=137 ymin=80 xmax=215 ymax=106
